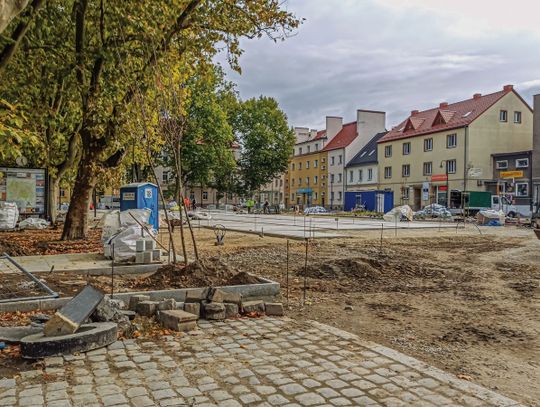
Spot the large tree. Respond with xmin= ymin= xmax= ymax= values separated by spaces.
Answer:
xmin=234 ymin=96 xmax=295 ymax=193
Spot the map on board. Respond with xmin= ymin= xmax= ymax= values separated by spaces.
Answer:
xmin=0 ymin=168 xmax=46 ymax=214
xmin=6 ymin=177 xmax=36 ymax=209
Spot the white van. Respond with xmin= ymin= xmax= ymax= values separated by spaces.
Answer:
xmin=491 ymin=195 xmax=531 ymax=218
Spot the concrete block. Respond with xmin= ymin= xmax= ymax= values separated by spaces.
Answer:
xmin=242 ymin=300 xmax=265 ymax=314
xmin=204 ymin=303 xmax=226 ymax=320
xmin=175 ymin=302 xmax=185 ymax=310
xmin=158 ymin=298 xmax=176 ymax=311
xmin=135 ymin=252 xmax=145 ymax=263
xmin=136 ymin=301 xmax=159 ymax=317
xmin=157 ymin=310 xmax=198 ymax=332
xmin=183 ymin=303 xmax=200 ymax=316
xmin=129 ymin=295 xmax=150 ymax=311
xmin=224 ymin=303 xmax=239 ymax=318
xmin=152 ymin=249 xmax=161 ymax=261
xmin=136 ymin=240 xmax=145 ymax=252
xmin=223 ymin=291 xmax=242 ymax=305
xmin=144 ymin=239 xmax=156 ymax=251
xmin=264 ymin=303 xmax=284 ymax=316
xmin=44 ymin=286 xmax=104 ymax=337
xmin=208 ymin=288 xmax=225 ymax=303
xmin=185 ymin=288 xmax=209 ymax=303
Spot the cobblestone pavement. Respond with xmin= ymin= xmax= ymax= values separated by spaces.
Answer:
xmin=0 ymin=317 xmax=524 ymax=407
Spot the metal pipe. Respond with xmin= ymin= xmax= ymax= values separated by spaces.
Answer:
xmin=1 ymin=254 xmax=58 ymax=298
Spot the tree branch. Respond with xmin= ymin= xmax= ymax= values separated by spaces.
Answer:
xmin=0 ymin=0 xmax=45 ymax=73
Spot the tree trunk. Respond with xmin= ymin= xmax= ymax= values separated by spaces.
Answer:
xmin=61 ymin=159 xmax=94 ymax=240
xmin=48 ymin=176 xmax=60 ymax=224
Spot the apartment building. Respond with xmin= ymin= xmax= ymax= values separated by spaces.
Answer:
xmin=258 ymin=174 xmax=286 ymax=206
xmin=324 ymin=110 xmax=386 ymax=209
xmin=286 ymin=122 xmax=333 ymax=208
xmin=345 ymin=131 xmax=387 ymax=192
xmin=533 ymin=94 xmax=540 ymax=209
xmin=377 ymin=85 xmax=533 ymax=210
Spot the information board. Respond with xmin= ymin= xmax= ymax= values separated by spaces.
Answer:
xmin=0 ymin=167 xmax=47 ymax=215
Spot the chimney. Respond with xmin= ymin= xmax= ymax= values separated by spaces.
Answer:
xmin=473 ymin=93 xmax=482 ymax=100
xmin=503 ymin=84 xmax=514 ymax=92
xmin=309 ymin=129 xmax=318 ymax=139
xmin=325 ymin=116 xmax=343 ymax=141
xmin=293 ymin=126 xmax=310 ymax=143
xmin=439 ymin=102 xmax=448 ymax=109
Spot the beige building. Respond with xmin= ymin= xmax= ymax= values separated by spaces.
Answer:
xmin=377 ymin=85 xmax=533 ymax=210
xmin=258 ymin=174 xmax=286 ymax=206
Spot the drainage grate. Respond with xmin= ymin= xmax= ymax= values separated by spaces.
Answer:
xmin=0 ymin=253 xmax=58 ymax=303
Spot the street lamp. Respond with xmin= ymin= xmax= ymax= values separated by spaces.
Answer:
xmin=440 ymin=160 xmax=449 ymax=208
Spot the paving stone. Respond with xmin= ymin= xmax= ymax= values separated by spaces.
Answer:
xmin=19 ymin=395 xmax=44 ymax=406
xmin=127 ymin=387 xmax=148 ymax=398
xmin=131 ymin=395 xmax=155 ymax=407
xmin=329 ymin=397 xmax=352 ymax=406
xmin=101 ymin=393 xmax=128 ymax=406
xmin=239 ymin=392 xmax=262 ymax=404
xmin=294 ymin=392 xmax=325 ymax=406
xmin=280 ymin=383 xmax=307 ymax=395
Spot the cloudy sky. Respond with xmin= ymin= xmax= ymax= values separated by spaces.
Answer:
xmin=224 ymin=0 xmax=540 ymax=130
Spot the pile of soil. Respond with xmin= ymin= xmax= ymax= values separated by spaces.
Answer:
xmin=132 ymin=257 xmax=264 ymax=290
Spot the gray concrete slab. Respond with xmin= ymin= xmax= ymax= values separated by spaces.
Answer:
xmin=198 ymin=210 xmax=456 ymax=239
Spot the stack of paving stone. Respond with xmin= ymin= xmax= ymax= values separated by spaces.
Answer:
xmin=135 ymin=238 xmax=161 ymax=264
xmin=128 ymin=289 xmax=284 ymax=332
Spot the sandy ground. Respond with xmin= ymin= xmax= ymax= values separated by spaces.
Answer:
xmin=1 ymin=222 xmax=538 ymax=405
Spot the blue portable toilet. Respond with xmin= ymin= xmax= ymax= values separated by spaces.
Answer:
xmin=119 ymin=182 xmax=159 ymax=231
xmin=344 ymin=190 xmax=393 ymax=213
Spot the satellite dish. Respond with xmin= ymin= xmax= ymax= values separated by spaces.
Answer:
xmin=15 ymin=156 xmax=28 ymax=167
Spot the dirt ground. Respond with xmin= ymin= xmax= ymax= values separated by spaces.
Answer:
xmin=169 ymin=225 xmax=540 ymax=407
xmin=1 ymin=223 xmax=539 ymax=405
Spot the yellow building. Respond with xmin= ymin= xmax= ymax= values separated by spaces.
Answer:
xmin=286 ymin=127 xmax=329 ymax=208
xmin=378 ymin=85 xmax=533 ymax=210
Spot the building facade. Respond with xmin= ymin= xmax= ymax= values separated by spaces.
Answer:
xmin=533 ymin=94 xmax=540 ymax=211
xmin=324 ymin=110 xmax=386 ymax=209
xmin=487 ymin=151 xmax=533 ymax=209
xmin=345 ymin=131 xmax=387 ymax=192
xmin=377 ymin=85 xmax=533 ymax=210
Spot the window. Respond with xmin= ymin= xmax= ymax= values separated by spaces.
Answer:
xmin=298 ymin=178 xmax=302 ymax=186
xmin=447 ymin=133 xmax=457 ymax=148
xmin=307 ymin=146 xmax=311 ymax=153
xmin=338 ymin=155 xmax=342 ymax=164
xmin=496 ymin=160 xmax=508 ymax=169
xmin=330 ymin=174 xmax=334 ymax=183
xmin=349 ymin=170 xmax=354 ymax=182
xmin=384 ymin=166 xmax=392 ymax=179
xmin=331 ymin=156 xmax=335 ymax=166
xmin=162 ymin=171 xmax=169 ymax=183
xmin=402 ymin=142 xmax=411 ymax=155
xmin=514 ymin=111 xmax=522 ymax=123
xmin=306 ymin=160 xmax=310 ymax=169
xmin=424 ymin=138 xmax=433 ymax=151
xmin=331 ymin=191 xmax=335 ymax=201
xmin=298 ymin=162 xmax=302 ymax=170
xmin=499 ymin=110 xmax=508 ymax=122
xmin=315 ymin=143 xmax=319 ymax=151
xmin=338 ymin=191 xmax=342 ymax=201
xmin=299 ymin=147 xmax=303 ymax=155
xmin=423 ymin=162 xmax=432 ymax=176
xmin=291 ymin=163 xmax=295 ymax=171
xmin=384 ymin=145 xmax=392 ymax=157
xmin=314 ymin=192 xmax=318 ymax=200
xmin=322 ymin=157 xmax=326 ymax=163
xmin=291 ymin=193 xmax=295 ymax=200
xmin=516 ymin=182 xmax=529 ymax=197
xmin=314 ymin=159 xmax=318 ymax=168
xmin=516 ymin=158 xmax=529 ymax=168
xmin=446 ymin=159 xmax=457 ymax=174
xmin=60 ymin=189 xmax=65 ymax=197
xmin=402 ymin=187 xmax=410 ymax=200
xmin=291 ymin=179 xmax=295 ymax=186
xmin=402 ymin=164 xmax=410 ymax=177
xmin=367 ymin=168 xmax=373 ymax=181
xmin=306 ymin=177 xmax=310 ymax=185
xmin=358 ymin=169 xmax=363 ymax=182
xmin=275 ymin=179 xmax=279 ymax=187
xmin=322 ymin=165 xmax=326 ymax=170
xmin=337 ymin=173 xmax=342 ymax=183
xmin=202 ymin=191 xmax=208 ymax=200
xmin=314 ymin=175 xmax=318 ymax=185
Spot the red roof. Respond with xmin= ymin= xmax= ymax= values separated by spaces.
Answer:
xmin=379 ymin=86 xmax=519 ymax=143
xmin=315 ymin=130 xmax=326 ymax=139
xmin=322 ymin=121 xmax=357 ymax=151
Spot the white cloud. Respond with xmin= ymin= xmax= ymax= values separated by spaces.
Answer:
xmin=223 ymin=0 xmax=540 ymax=129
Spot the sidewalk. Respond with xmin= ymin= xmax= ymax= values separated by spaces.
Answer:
xmin=0 ymin=317 xmax=524 ymax=407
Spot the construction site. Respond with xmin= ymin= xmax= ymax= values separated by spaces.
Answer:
xmin=0 ymin=211 xmax=539 ymax=407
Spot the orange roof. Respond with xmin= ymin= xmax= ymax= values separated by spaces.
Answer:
xmin=322 ymin=121 xmax=357 ymax=151
xmin=379 ymin=85 xmax=524 ymax=143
